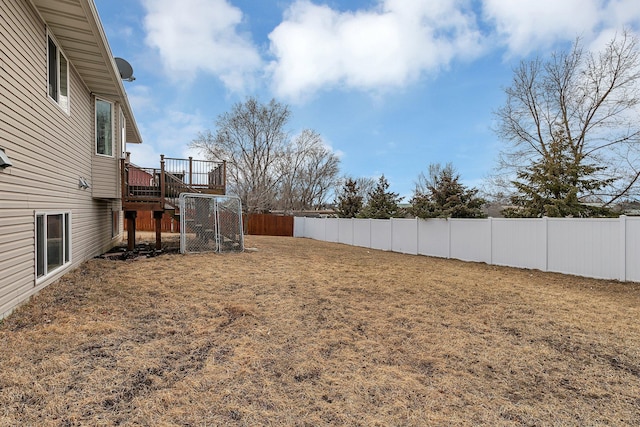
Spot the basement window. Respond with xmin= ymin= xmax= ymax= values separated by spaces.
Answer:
xmin=36 ymin=212 xmax=71 ymax=281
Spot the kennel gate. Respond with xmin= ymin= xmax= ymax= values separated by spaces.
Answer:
xmin=179 ymin=193 xmax=244 ymax=254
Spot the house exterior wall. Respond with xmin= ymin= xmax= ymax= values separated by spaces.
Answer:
xmin=0 ymin=0 xmax=125 ymax=318
xmin=91 ymin=108 xmax=122 ymax=199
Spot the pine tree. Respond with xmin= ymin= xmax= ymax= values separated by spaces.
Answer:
xmin=410 ymin=163 xmax=485 ymax=218
xmin=335 ymin=178 xmax=363 ymax=218
xmin=493 ymin=31 xmax=640 ymax=205
xmin=503 ymin=129 xmax=614 ymax=218
xmin=358 ymin=175 xmax=403 ymax=219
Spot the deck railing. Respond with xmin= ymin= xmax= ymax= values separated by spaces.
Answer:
xmin=122 ymin=154 xmax=226 ymax=211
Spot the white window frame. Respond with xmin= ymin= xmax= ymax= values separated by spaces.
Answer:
xmin=35 ymin=211 xmax=72 ymax=284
xmin=120 ymin=108 xmax=126 ymax=159
xmin=47 ymin=32 xmax=70 ymax=113
xmin=95 ymin=98 xmax=114 ymax=157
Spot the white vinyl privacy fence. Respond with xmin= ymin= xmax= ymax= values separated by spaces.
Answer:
xmin=294 ymin=216 xmax=640 ymax=282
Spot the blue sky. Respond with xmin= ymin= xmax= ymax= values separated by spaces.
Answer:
xmin=95 ymin=0 xmax=640 ymax=200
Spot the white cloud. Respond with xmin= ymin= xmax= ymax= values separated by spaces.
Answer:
xmin=589 ymin=1 xmax=640 ymax=50
xmin=125 ymin=142 xmax=160 ymax=167
xmin=127 ymin=108 xmax=207 ymax=166
xmin=482 ymin=0 xmax=640 ymax=55
xmin=602 ymin=0 xmax=640 ymax=29
xmin=125 ymin=85 xmax=156 ymax=114
xmin=153 ymin=110 xmax=207 ymax=155
xmin=137 ymin=0 xmax=640 ymax=103
xmin=141 ymin=0 xmax=262 ymax=91
xmin=267 ymin=0 xmax=484 ymax=101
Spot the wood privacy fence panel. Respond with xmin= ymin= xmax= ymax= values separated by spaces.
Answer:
xmin=134 ymin=211 xmax=180 ymax=233
xmin=245 ymin=214 xmax=293 ymax=236
xmin=294 ymin=216 xmax=640 ymax=282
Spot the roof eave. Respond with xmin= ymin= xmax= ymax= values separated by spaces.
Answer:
xmin=80 ymin=0 xmax=142 ymax=144
xmin=30 ymin=0 xmax=143 ymax=144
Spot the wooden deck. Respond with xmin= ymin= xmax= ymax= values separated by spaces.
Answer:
xmin=122 ymin=155 xmax=225 ymax=211
xmin=121 ymin=154 xmax=226 ymax=249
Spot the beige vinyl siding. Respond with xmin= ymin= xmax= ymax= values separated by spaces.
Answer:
xmin=0 ymin=0 xmax=124 ymax=318
xmin=91 ymin=99 xmax=121 ymax=199
xmin=0 ymin=212 xmax=34 ymax=314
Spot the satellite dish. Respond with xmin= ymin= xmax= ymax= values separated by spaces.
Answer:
xmin=115 ymin=57 xmax=135 ymax=82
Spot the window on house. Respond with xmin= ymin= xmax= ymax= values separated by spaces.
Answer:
xmin=36 ymin=212 xmax=71 ymax=280
xmin=120 ymin=109 xmax=126 ymax=158
xmin=96 ymin=99 xmax=113 ymax=156
xmin=47 ymin=35 xmax=69 ymax=112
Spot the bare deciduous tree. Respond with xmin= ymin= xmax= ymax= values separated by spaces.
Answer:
xmin=191 ymin=98 xmax=340 ymax=213
xmin=277 ymin=129 xmax=340 ymax=212
xmin=494 ymin=30 xmax=640 ymax=207
xmin=191 ymin=98 xmax=289 ymax=213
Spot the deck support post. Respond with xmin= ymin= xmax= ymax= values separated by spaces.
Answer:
xmin=154 ymin=211 xmax=163 ymax=250
xmin=125 ymin=211 xmax=137 ymax=251
xmin=160 ymin=154 xmax=166 ymax=211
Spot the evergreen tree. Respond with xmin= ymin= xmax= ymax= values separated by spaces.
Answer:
xmin=503 ymin=129 xmax=614 ymax=218
xmin=493 ymin=31 xmax=640 ymax=206
xmin=335 ymin=178 xmax=363 ymax=218
xmin=410 ymin=163 xmax=485 ymax=218
xmin=358 ymin=175 xmax=403 ymax=219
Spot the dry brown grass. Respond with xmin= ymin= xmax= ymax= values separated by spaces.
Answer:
xmin=1 ymin=234 xmax=640 ymax=426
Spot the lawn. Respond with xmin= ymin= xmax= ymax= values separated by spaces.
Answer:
xmin=1 ymin=235 xmax=639 ymax=426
